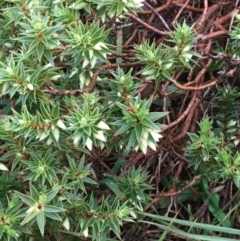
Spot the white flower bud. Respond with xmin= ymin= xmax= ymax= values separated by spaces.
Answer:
xmin=52 ymin=128 xmax=60 ymax=142
xmin=142 ymin=69 xmax=155 ymax=76
xmin=83 ymin=228 xmax=88 ymax=238
xmin=94 ymin=130 xmax=106 ymax=142
xmin=42 ymin=63 xmax=53 ymax=70
xmin=73 ymin=134 xmax=81 ymax=145
xmin=26 ymin=206 xmax=37 ymax=214
xmin=163 ymin=62 xmax=173 ymax=70
xmin=97 ymin=121 xmax=110 ymax=130
xmin=137 ymin=195 xmax=142 ymax=200
xmin=89 ymin=49 xmax=93 ymax=60
xmin=46 ymin=137 xmax=53 ymax=145
xmin=227 ymin=120 xmax=237 ymax=127
xmin=181 ymin=53 xmax=193 ymax=61
xmin=82 ymin=58 xmax=89 ymax=68
xmin=139 ymin=140 xmax=148 ymax=154
xmin=63 ymin=217 xmax=70 ymax=231
xmin=2 ymin=82 xmax=10 ymax=95
xmin=142 ymin=129 xmax=149 ymax=140
xmin=130 ymin=210 xmax=137 ymax=219
xmin=85 ymin=137 xmax=93 ymax=150
xmin=27 ymin=83 xmax=34 ymax=91
xmin=134 ymin=145 xmax=139 ymax=151
xmin=6 ymin=67 xmax=13 ymax=74
xmin=57 ymin=119 xmax=66 ymax=130
xmin=147 ymin=140 xmax=157 ymax=151
xmin=4 ymin=43 xmax=13 ymax=48
xmin=183 ymin=45 xmax=191 ymax=52
xmin=150 ymin=131 xmax=162 ymax=142
xmin=50 ymin=75 xmax=61 ymax=81
xmin=19 ymin=119 xmax=25 ymax=124
xmin=93 ymin=42 xmax=102 ymax=50
xmin=235 ymin=13 xmax=240 ymax=21
xmin=0 ymin=163 xmax=9 ymax=171
xmin=39 ymin=131 xmax=49 ymax=141
xmin=99 ymin=141 xmax=105 ymax=150
xmin=90 ymin=56 xmax=97 ymax=68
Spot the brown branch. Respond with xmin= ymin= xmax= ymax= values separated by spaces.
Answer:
xmin=84 ymin=62 xmax=142 ymax=93
xmin=195 ymin=0 xmax=209 ymax=32
xmin=162 ymin=93 xmax=199 ymax=131
xmin=146 ymin=175 xmax=201 ymax=209
xmin=172 ymin=2 xmax=203 ymax=13
xmin=194 ymin=3 xmax=221 ymax=32
xmin=43 ymin=62 xmax=142 ymax=95
xmin=172 ymin=79 xmax=218 ymax=91
xmin=171 ymin=96 xmax=200 ymax=142
xmin=137 ymin=0 xmax=171 ymax=15
xmin=125 ymin=12 xmax=169 ymax=36
xmin=124 ymin=25 xmax=138 ymax=46
xmin=200 ymin=30 xmax=228 ymax=41
xmin=143 ymin=1 xmax=172 ymax=32
xmin=171 ymin=0 xmax=191 ymax=26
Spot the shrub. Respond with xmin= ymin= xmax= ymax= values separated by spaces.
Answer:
xmin=0 ymin=0 xmax=224 ymax=240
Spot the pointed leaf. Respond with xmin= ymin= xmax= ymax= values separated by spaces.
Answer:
xmin=46 ymin=188 xmax=60 ymax=203
xmin=44 ymin=205 xmax=65 ymax=213
xmin=114 ymin=123 xmax=134 ymax=136
xmin=37 ymin=211 xmax=45 ymax=236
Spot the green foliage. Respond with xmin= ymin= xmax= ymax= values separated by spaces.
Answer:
xmin=0 ymin=195 xmax=23 ymax=240
xmin=139 ymin=212 xmax=240 ymax=241
xmin=1 ymin=0 xmax=234 ymax=240
xmin=186 ymin=87 xmax=240 ymax=187
xmin=63 ymin=21 xmax=112 ymax=68
xmin=0 ymin=1 xmax=165 ymax=240
xmin=134 ymin=22 xmax=201 ymax=88
xmin=112 ymin=96 xmax=167 ymax=154
xmin=16 ymin=184 xmax=65 ymax=237
xmin=93 ymin=0 xmax=144 ymax=20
